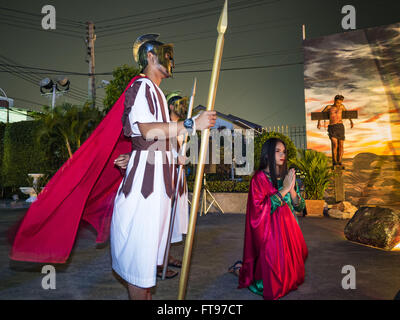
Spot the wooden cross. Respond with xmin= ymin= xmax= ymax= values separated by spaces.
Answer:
xmin=310 ymin=110 xmax=358 ymax=203
xmin=311 ymin=110 xmax=358 ymax=121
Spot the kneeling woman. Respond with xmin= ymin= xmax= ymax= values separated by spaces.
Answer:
xmin=238 ymin=138 xmax=308 ymax=299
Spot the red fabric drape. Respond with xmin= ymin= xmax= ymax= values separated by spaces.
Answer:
xmin=238 ymin=170 xmax=308 ymax=300
xmin=9 ymin=75 xmax=144 ymax=263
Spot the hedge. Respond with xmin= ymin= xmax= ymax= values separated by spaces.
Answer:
xmin=187 ymin=180 xmax=250 ymax=193
xmin=1 ymin=120 xmax=52 ymax=188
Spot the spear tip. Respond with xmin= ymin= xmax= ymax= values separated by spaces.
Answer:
xmin=217 ymin=0 xmax=228 ymax=34
xmin=192 ymin=77 xmax=197 ymax=96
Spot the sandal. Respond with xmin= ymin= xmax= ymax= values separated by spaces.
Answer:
xmin=168 ymin=256 xmax=182 ymax=268
xmin=157 ymin=267 xmax=179 ymax=279
xmin=228 ymin=260 xmax=242 ymax=277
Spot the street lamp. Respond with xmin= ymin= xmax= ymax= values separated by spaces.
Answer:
xmin=39 ymin=76 xmax=70 ymax=109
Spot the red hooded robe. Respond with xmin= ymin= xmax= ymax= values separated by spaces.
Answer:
xmin=238 ymin=170 xmax=308 ymax=299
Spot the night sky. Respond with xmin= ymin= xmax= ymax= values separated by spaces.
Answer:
xmin=1 ymin=0 xmax=399 ymax=127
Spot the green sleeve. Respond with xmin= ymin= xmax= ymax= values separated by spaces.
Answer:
xmin=270 ymin=192 xmax=285 ymax=214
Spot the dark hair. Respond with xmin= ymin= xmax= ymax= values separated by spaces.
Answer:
xmin=258 ymin=138 xmax=288 ymax=189
xmin=334 ymin=94 xmax=344 ymax=101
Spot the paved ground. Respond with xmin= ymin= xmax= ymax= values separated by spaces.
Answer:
xmin=1 ymin=207 xmax=400 ymax=300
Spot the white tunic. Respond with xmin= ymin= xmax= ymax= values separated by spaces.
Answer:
xmin=110 ymin=77 xmax=175 ymax=288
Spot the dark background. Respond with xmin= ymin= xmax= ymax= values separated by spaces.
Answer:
xmin=0 ymin=0 xmax=399 ymax=127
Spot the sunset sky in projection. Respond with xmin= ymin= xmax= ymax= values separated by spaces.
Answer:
xmin=303 ymin=22 xmax=400 ymax=158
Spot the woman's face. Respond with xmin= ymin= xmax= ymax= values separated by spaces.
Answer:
xmin=275 ymin=141 xmax=286 ymax=166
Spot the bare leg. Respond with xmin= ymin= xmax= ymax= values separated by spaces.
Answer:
xmin=330 ymin=137 xmax=338 ymax=165
xmin=157 ymin=265 xmax=178 ymax=278
xmin=168 ymin=254 xmax=182 ymax=267
xmin=146 ymin=289 xmax=152 ymax=300
xmin=127 ymin=284 xmax=151 ymax=300
xmin=338 ymin=139 xmax=344 ymax=164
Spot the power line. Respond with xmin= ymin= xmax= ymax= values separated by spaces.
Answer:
xmin=95 ymin=0 xmax=216 ymax=25
xmin=0 ymin=46 xmax=302 ymax=76
xmin=95 ymin=0 xmax=280 ymax=38
xmin=95 ymin=12 xmax=302 ymax=50
xmin=0 ymin=6 xmax=84 ymax=39
xmin=96 ymin=16 xmax=302 ymax=54
xmin=0 ymin=55 xmax=87 ymax=98
xmin=0 ymin=13 xmax=84 ymax=34
xmin=95 ymin=0 xmax=233 ymax=31
xmin=0 ymin=6 xmax=86 ymax=27
xmin=174 ymin=61 xmax=303 ymax=73
xmin=0 ymin=62 xmax=102 ymax=107
xmin=176 ymin=48 xmax=302 ymax=67
xmin=0 ymin=60 xmax=303 ymax=76
xmin=0 ymin=21 xmax=83 ymax=40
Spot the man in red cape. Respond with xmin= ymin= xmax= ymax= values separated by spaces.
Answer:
xmin=9 ymin=74 xmax=144 ymax=264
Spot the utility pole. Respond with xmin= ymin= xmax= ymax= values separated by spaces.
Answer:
xmin=86 ymin=21 xmax=96 ymax=107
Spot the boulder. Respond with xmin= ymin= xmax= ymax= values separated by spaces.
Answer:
xmin=344 ymin=206 xmax=400 ymax=250
xmin=328 ymin=209 xmax=346 ymax=219
xmin=328 ymin=201 xmax=358 ymax=219
xmin=328 ymin=208 xmax=354 ymax=219
xmin=331 ymin=201 xmax=358 ymax=218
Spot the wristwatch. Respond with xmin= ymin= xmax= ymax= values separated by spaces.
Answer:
xmin=183 ymin=118 xmax=195 ymax=135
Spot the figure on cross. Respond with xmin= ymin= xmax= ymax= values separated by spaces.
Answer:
xmin=316 ymin=95 xmax=355 ymax=168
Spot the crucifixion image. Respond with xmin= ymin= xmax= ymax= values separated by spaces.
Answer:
xmin=311 ymin=95 xmax=357 ymax=168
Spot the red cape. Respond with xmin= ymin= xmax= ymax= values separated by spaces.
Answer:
xmin=238 ymin=170 xmax=308 ymax=300
xmin=10 ymin=75 xmax=144 ymax=263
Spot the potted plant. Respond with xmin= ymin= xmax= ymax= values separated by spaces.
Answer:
xmin=289 ymin=149 xmax=332 ymax=216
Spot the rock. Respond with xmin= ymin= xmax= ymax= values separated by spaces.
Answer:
xmin=344 ymin=206 xmax=400 ymax=250
xmin=331 ymin=201 xmax=358 ymax=219
xmin=332 ymin=201 xmax=357 ymax=212
xmin=328 ymin=209 xmax=346 ymax=219
xmin=328 ymin=208 xmax=354 ymax=219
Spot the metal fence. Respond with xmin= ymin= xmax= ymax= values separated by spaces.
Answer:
xmin=261 ymin=125 xmax=307 ymax=150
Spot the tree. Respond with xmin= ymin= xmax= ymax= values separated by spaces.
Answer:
xmin=36 ymin=103 xmax=103 ymax=160
xmin=103 ymin=64 xmax=141 ymax=113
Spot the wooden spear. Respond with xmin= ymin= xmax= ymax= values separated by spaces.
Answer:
xmin=162 ymin=78 xmax=197 ymax=280
xmin=177 ymin=0 xmax=228 ymax=300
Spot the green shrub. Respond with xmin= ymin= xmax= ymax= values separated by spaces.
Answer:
xmin=187 ymin=180 xmax=250 ymax=193
xmin=289 ymin=149 xmax=332 ymax=200
xmin=1 ymin=120 xmax=51 ymax=188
